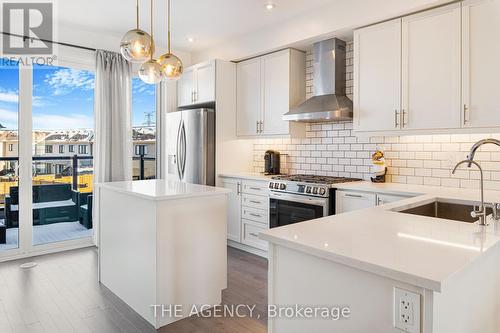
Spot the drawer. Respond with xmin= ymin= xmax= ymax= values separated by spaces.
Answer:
xmin=242 ymin=206 xmax=268 ymax=225
xmin=242 ymin=180 xmax=269 ymax=196
xmin=242 ymin=220 xmax=268 ymax=251
xmin=242 ymin=193 xmax=269 ymax=211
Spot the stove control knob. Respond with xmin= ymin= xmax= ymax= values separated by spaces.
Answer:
xmin=269 ymin=182 xmax=274 ymax=189
xmin=305 ymin=186 xmax=312 ymax=194
xmin=319 ymin=187 xmax=326 ymax=195
xmin=312 ymin=187 xmax=318 ymax=194
xmin=274 ymin=182 xmax=280 ymax=189
xmin=280 ymin=183 xmax=286 ymax=190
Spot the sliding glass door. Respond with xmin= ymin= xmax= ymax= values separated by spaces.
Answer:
xmin=31 ymin=64 xmax=95 ymax=247
xmin=0 ymin=59 xmax=20 ymax=254
xmin=0 ymin=50 xmax=95 ymax=260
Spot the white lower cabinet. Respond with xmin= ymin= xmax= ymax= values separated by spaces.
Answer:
xmin=336 ymin=190 xmax=377 ymax=214
xmin=336 ymin=189 xmax=413 ymax=214
xmin=221 ymin=177 xmax=269 ymax=255
xmin=221 ymin=178 xmax=241 ymax=242
xmin=376 ymin=193 xmax=411 ymax=206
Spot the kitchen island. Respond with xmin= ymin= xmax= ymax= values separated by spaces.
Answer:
xmin=260 ymin=188 xmax=500 ymax=333
xmin=96 ymin=179 xmax=230 ymax=329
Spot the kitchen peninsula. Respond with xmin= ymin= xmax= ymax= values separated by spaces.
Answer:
xmin=261 ymin=185 xmax=500 ymax=333
xmin=97 ymin=179 xmax=230 ymax=329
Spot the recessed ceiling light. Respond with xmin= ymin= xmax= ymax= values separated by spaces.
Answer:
xmin=265 ymin=2 xmax=276 ymax=10
xmin=187 ymin=37 xmax=194 ymax=43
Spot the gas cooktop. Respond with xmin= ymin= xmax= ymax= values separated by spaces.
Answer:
xmin=271 ymin=174 xmax=362 ymax=185
xmin=269 ymin=174 xmax=362 ymax=197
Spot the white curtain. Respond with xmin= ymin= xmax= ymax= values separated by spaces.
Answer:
xmin=93 ymin=50 xmax=132 ymax=246
xmin=94 ymin=50 xmax=132 ymax=183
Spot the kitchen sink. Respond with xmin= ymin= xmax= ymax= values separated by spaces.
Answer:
xmin=396 ymin=200 xmax=492 ymax=223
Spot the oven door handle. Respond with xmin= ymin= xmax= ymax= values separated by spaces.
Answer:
xmin=269 ymin=192 xmax=327 ymax=207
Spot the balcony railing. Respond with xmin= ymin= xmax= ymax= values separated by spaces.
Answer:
xmin=0 ymin=154 xmax=155 ymax=195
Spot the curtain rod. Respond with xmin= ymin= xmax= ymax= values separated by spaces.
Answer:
xmin=1 ymin=32 xmax=97 ymax=52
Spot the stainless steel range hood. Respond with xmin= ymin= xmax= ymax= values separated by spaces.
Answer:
xmin=283 ymin=38 xmax=353 ymax=122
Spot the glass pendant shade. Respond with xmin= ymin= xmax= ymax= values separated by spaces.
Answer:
xmin=120 ymin=29 xmax=153 ymax=63
xmin=139 ymin=59 xmax=164 ymax=84
xmin=158 ymin=53 xmax=183 ymax=80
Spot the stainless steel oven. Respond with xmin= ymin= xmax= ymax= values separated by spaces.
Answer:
xmin=269 ymin=191 xmax=331 ymax=228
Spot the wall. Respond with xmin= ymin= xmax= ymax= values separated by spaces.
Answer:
xmin=253 ymin=42 xmax=500 ymax=190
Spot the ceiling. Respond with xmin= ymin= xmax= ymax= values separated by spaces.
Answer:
xmin=57 ymin=0 xmax=335 ymax=53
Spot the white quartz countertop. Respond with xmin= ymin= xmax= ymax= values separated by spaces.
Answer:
xmin=96 ymin=179 xmax=231 ymax=201
xmin=260 ymin=184 xmax=500 ymax=292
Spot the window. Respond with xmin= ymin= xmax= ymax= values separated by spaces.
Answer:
xmin=132 ymin=78 xmax=156 ymax=180
xmin=78 ymin=145 xmax=88 ymax=154
xmin=59 ymin=145 xmax=64 ymax=153
xmin=8 ymin=144 xmax=13 ymax=152
xmin=45 ymin=145 xmax=53 ymax=153
xmin=68 ymin=145 xmax=74 ymax=153
xmin=135 ymin=145 xmax=148 ymax=156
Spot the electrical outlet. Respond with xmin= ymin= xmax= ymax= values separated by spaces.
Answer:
xmin=394 ymin=287 xmax=420 ymax=333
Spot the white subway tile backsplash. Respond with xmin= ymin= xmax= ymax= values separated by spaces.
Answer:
xmin=251 ymin=43 xmax=500 ymax=190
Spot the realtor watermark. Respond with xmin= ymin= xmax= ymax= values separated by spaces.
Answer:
xmin=1 ymin=0 xmax=58 ymax=66
xmin=151 ymin=304 xmax=351 ymax=321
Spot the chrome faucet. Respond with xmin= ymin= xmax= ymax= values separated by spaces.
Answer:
xmin=453 ymin=160 xmax=488 ymax=226
xmin=467 ymin=138 xmax=500 ymax=166
xmin=458 ymin=138 xmax=500 ymax=224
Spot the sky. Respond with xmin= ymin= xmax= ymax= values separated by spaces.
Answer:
xmin=0 ymin=61 xmax=156 ymax=130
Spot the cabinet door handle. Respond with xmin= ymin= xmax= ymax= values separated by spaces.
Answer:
xmin=237 ymin=182 xmax=241 ymax=195
xmin=394 ymin=110 xmax=399 ymax=128
xmin=249 ymin=232 xmax=260 ymax=238
xmin=191 ymin=91 xmax=194 ymax=103
xmin=345 ymin=193 xmax=363 ymax=198
xmin=259 ymin=121 xmax=264 ymax=133
xmin=463 ymin=104 xmax=469 ymax=125
xmin=402 ymin=109 xmax=407 ymax=127
xmin=256 ymin=121 xmax=259 ymax=133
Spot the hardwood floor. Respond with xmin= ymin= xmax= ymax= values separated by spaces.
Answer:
xmin=0 ymin=246 xmax=268 ymax=332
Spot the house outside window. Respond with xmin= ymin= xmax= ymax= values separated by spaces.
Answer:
xmin=59 ymin=145 xmax=64 ymax=153
xmin=135 ymin=145 xmax=148 ymax=156
xmin=45 ymin=145 xmax=53 ymax=153
xmin=8 ymin=144 xmax=13 ymax=152
xmin=69 ymin=145 xmax=74 ymax=153
xmin=78 ymin=145 xmax=88 ymax=154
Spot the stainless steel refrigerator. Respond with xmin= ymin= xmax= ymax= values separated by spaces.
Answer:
xmin=166 ymin=108 xmax=215 ymax=186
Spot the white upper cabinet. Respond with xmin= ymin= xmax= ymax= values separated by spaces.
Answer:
xmin=177 ymin=60 xmax=215 ymax=107
xmin=177 ymin=67 xmax=195 ymax=107
xmin=236 ymin=57 xmax=262 ymax=136
xmin=354 ymin=1 xmax=500 ymax=134
xmin=401 ymin=3 xmax=461 ymax=130
xmin=354 ymin=19 xmax=402 ymax=132
xmin=236 ymin=49 xmax=306 ymax=137
xmin=462 ymin=0 xmax=500 ymax=128
xmin=261 ymin=51 xmax=291 ymax=136
xmin=194 ymin=61 xmax=216 ymax=104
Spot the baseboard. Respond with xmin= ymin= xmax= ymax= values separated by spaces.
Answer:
xmin=227 ymin=240 xmax=268 ymax=258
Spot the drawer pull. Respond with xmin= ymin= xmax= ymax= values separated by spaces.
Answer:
xmin=249 ymin=200 xmax=261 ymax=204
xmin=248 ymin=187 xmax=261 ymax=191
xmin=249 ymin=213 xmax=261 ymax=218
xmin=345 ymin=193 xmax=363 ymax=198
xmin=249 ymin=232 xmax=260 ymax=237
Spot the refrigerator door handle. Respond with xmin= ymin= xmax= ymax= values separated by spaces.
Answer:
xmin=176 ymin=120 xmax=183 ymax=180
xmin=180 ymin=120 xmax=187 ymax=179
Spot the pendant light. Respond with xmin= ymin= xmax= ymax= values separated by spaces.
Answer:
xmin=139 ymin=0 xmax=164 ymax=84
xmin=158 ymin=0 xmax=183 ymax=80
xmin=120 ymin=0 xmax=153 ymax=63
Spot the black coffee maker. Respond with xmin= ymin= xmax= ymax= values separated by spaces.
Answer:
xmin=264 ymin=150 xmax=280 ymax=175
